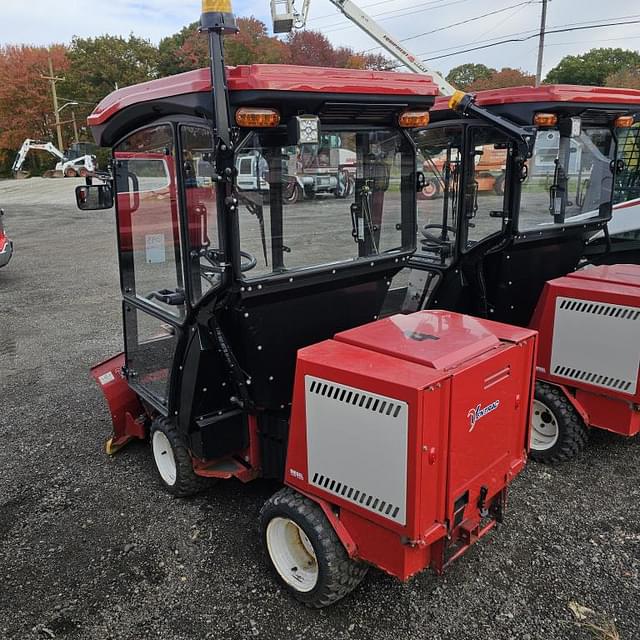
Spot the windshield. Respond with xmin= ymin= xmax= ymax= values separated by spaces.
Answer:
xmin=413 ymin=126 xmax=463 ymax=265
xmin=519 ymin=124 xmax=615 ymax=231
xmin=614 ymin=123 xmax=640 ymax=204
xmin=235 ymin=128 xmax=416 ymax=279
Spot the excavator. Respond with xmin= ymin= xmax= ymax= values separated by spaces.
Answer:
xmin=11 ymin=139 xmax=96 ymax=179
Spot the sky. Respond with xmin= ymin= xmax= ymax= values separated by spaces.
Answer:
xmin=1 ymin=0 xmax=639 ymax=78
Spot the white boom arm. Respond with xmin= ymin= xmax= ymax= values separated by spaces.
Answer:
xmin=12 ymin=139 xmax=66 ymax=172
xmin=270 ymin=0 xmax=455 ymax=95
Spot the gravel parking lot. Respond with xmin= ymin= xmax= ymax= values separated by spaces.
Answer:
xmin=1 ymin=177 xmax=639 ymax=640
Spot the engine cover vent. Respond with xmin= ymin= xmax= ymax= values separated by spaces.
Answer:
xmin=551 ymin=296 xmax=640 ymax=395
xmin=311 ymin=472 xmax=401 ymax=520
xmin=305 ymin=376 xmax=408 ymax=525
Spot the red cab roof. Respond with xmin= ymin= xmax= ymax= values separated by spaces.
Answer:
xmin=89 ymin=64 xmax=439 ymax=127
xmin=433 ymin=84 xmax=640 ymax=111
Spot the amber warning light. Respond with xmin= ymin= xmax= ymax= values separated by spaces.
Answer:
xmin=615 ymin=115 xmax=635 ymax=128
xmin=235 ymin=108 xmax=281 ymax=128
xmin=533 ymin=113 xmax=558 ymax=127
xmin=399 ymin=110 xmax=430 ymax=128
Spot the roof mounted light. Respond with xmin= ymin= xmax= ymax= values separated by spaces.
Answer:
xmin=615 ymin=115 xmax=635 ymax=128
xmin=533 ymin=112 xmax=558 ymax=127
xmin=399 ymin=110 xmax=430 ymax=128
xmin=200 ymin=0 xmax=238 ymax=33
xmin=235 ymin=107 xmax=280 ymax=128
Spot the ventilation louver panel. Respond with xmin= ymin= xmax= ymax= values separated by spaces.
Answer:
xmin=550 ymin=296 xmax=640 ymax=395
xmin=305 ymin=376 xmax=408 ymax=525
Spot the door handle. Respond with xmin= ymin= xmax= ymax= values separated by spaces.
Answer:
xmin=147 ymin=288 xmax=185 ymax=305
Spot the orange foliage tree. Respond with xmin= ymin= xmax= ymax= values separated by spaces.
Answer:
xmin=0 ymin=44 xmax=69 ymax=150
xmin=467 ymin=67 xmax=535 ymax=92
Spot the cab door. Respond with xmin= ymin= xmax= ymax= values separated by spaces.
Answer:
xmin=114 ymin=123 xmax=186 ymax=410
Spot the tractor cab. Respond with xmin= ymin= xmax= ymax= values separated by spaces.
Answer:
xmin=397 ymin=85 xmax=640 ymax=327
xmin=79 ymin=62 xmax=435 ymax=458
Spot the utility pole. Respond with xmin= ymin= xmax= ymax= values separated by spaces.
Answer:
xmin=535 ymin=0 xmax=548 ymax=87
xmin=42 ymin=56 xmax=65 ymax=151
xmin=70 ymin=111 xmax=79 ymax=144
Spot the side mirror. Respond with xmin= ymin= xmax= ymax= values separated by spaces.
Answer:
xmin=416 ymin=171 xmax=426 ymax=192
xmin=76 ymin=184 xmax=113 ymax=210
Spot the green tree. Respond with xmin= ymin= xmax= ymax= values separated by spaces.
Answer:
xmin=446 ymin=63 xmax=494 ymax=91
xmin=61 ymin=34 xmax=159 ymax=116
xmin=545 ymin=48 xmax=640 ymax=86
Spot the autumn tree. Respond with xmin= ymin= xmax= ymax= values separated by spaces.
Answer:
xmin=159 ymin=17 xmax=290 ymax=76
xmin=545 ymin=48 xmax=640 ymax=86
xmin=467 ymin=67 xmax=534 ymax=91
xmin=446 ymin=63 xmax=494 ymax=91
xmin=606 ymin=67 xmax=640 ymax=90
xmin=0 ymin=44 xmax=69 ymax=149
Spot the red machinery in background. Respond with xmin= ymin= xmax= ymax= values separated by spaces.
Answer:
xmin=530 ymin=265 xmax=640 ymax=460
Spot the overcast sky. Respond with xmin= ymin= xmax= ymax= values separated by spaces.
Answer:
xmin=1 ymin=0 xmax=639 ymax=77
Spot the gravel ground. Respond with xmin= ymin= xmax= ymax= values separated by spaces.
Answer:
xmin=0 ymin=178 xmax=639 ymax=640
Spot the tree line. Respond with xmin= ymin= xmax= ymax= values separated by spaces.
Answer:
xmin=1 ymin=12 xmax=638 ymax=176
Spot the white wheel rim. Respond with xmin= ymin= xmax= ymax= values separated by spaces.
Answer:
xmin=152 ymin=430 xmax=177 ymax=486
xmin=266 ymin=517 xmax=319 ymax=592
xmin=530 ymin=399 xmax=559 ymax=451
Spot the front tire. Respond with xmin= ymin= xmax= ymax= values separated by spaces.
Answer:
xmin=64 ymin=168 xmax=77 ymax=178
xmin=529 ymin=382 xmax=588 ymax=464
xmin=150 ymin=417 xmax=210 ymax=497
xmin=260 ymin=488 xmax=368 ymax=608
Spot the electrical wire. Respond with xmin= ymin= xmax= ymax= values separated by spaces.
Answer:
xmin=420 ymin=19 xmax=640 ymax=62
xmin=310 ymin=0 xmax=458 ymax=22
xmin=360 ymin=0 xmax=533 ymax=52
xmin=315 ymin=0 xmax=475 ymax=33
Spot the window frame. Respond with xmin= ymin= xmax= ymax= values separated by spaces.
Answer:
xmin=460 ymin=124 xmax=512 ymax=254
xmin=177 ymin=122 xmax=227 ymax=305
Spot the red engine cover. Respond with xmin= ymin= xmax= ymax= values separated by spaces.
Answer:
xmin=531 ymin=264 xmax=640 ymax=436
xmin=285 ymin=310 xmax=537 ymax=580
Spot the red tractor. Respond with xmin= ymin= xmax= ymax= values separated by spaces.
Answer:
xmin=76 ymin=2 xmax=538 ymax=606
xmin=394 ymin=86 xmax=640 ymax=463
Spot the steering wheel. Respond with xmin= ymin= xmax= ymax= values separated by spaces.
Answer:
xmin=421 ymin=223 xmax=456 ymax=253
xmin=199 ymin=248 xmax=257 ymax=274
xmin=240 ymin=250 xmax=257 ymax=272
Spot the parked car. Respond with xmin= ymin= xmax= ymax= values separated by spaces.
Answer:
xmin=0 ymin=209 xmax=14 ymax=268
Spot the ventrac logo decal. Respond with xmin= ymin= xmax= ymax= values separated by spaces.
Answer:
xmin=467 ymin=400 xmax=500 ymax=432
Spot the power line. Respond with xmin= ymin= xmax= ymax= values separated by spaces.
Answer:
xmin=405 ymin=13 xmax=640 ymax=59
xmin=421 ymin=18 xmax=640 ymax=62
xmin=310 ymin=0 xmax=456 ymax=22
xmin=315 ymin=0 xmax=475 ymax=33
xmin=397 ymin=1 xmax=534 ymax=45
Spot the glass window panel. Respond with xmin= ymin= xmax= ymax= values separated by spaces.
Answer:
xmin=414 ymin=126 xmax=463 ymax=265
xmin=114 ymin=124 xmax=185 ymax=319
xmin=235 ymin=128 xmax=414 ymax=278
xmin=124 ymin=307 xmax=178 ymax=404
xmin=180 ymin=125 xmax=222 ymax=302
xmin=519 ymin=126 xmax=615 ymax=232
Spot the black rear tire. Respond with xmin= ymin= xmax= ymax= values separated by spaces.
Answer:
xmin=150 ymin=417 xmax=211 ymax=497
xmin=260 ymin=487 xmax=368 ymax=608
xmin=529 ymin=382 xmax=588 ymax=464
